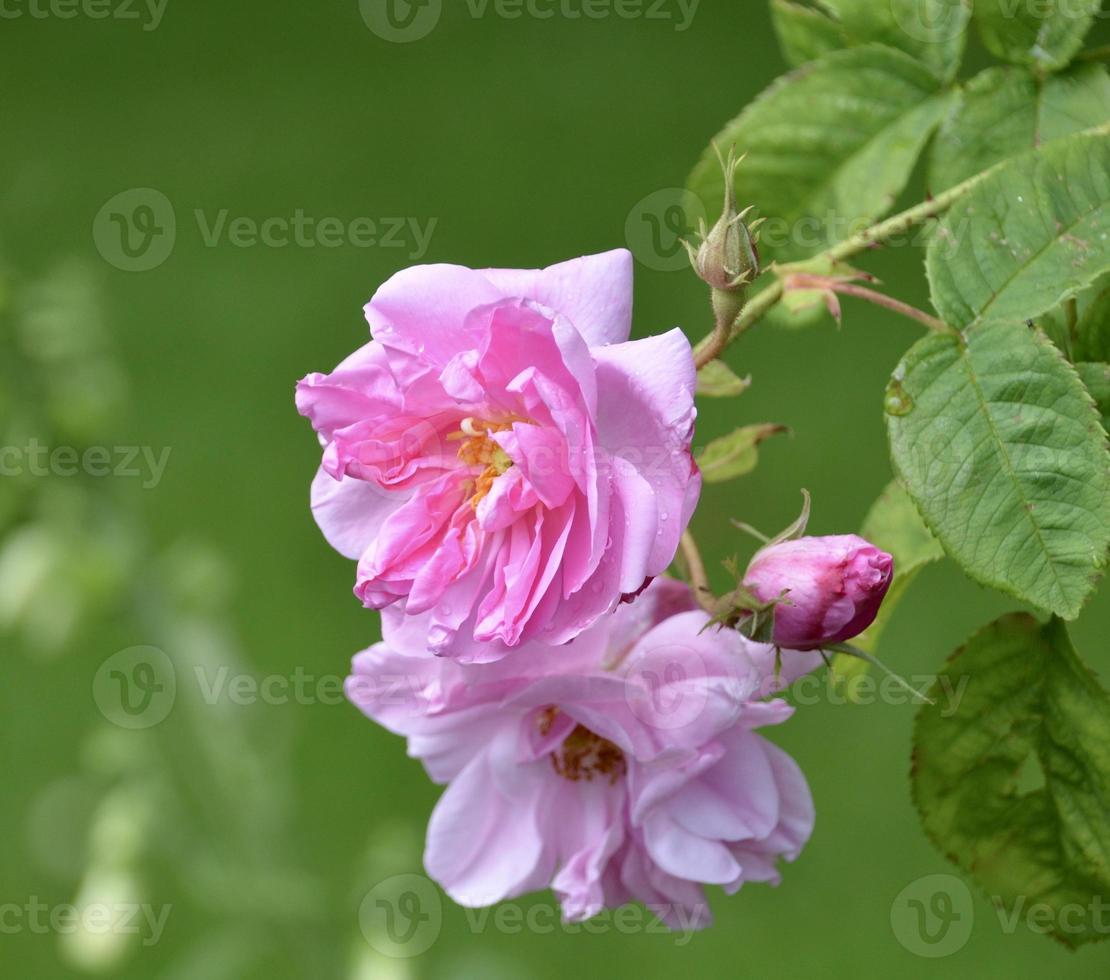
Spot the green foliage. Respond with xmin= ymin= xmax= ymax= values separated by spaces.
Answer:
xmin=913 ymin=614 xmax=1110 ymax=948
xmin=770 ymin=0 xmax=970 ymax=82
xmin=1036 ymin=275 xmax=1110 ymax=361
xmin=1074 ymin=279 xmax=1110 ymax=362
xmin=696 ymin=423 xmax=789 ymax=483
xmin=770 ymin=0 xmax=843 ymax=67
xmin=695 ymin=359 xmax=751 ymax=398
xmin=1076 ymin=362 xmax=1110 ymax=433
xmin=688 ymin=45 xmax=952 ymax=262
xmin=927 ymin=130 xmax=1110 ymax=328
xmin=930 ymin=64 xmax=1110 ymax=190
xmin=973 ymin=0 xmax=1102 ymax=72
xmin=702 ymin=1 xmax=1110 ymax=954
xmin=887 ymin=321 xmax=1110 ymax=619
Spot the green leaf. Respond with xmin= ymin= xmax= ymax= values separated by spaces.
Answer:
xmin=1036 ymin=273 xmax=1110 ymax=361
xmin=770 ymin=0 xmax=843 ymax=67
xmin=696 ymin=360 xmax=751 ymax=398
xmin=696 ymin=424 xmax=789 ymax=483
xmin=927 ymin=129 xmax=1110 ymax=329
xmin=821 ymin=0 xmax=970 ymax=82
xmin=1077 ymin=361 xmax=1110 ymax=432
xmin=930 ymin=64 xmax=1110 ymax=191
xmin=1076 ymin=279 xmax=1110 ymax=361
xmin=833 ymin=480 xmax=944 ymax=691
xmin=887 ymin=320 xmax=1110 ymax=620
xmin=973 ymin=0 xmax=1101 ymax=72
xmin=688 ymin=45 xmax=950 ymax=262
xmin=913 ymin=614 xmax=1110 ymax=948
xmin=769 ymin=0 xmax=970 ymax=82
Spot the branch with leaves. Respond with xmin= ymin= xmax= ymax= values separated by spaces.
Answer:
xmin=679 ymin=0 xmax=1110 ymax=949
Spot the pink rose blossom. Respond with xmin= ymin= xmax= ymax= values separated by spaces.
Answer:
xmin=297 ymin=250 xmax=701 ymax=661
xmin=346 ymin=579 xmax=822 ymax=928
xmin=743 ymin=535 xmax=894 ymax=650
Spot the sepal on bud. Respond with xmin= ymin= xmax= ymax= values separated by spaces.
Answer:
xmin=702 ymin=556 xmax=788 ymax=644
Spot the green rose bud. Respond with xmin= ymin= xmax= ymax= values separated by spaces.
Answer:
xmin=685 ymin=145 xmax=763 ymax=327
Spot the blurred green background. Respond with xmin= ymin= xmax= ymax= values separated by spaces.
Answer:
xmin=3 ymin=1 xmax=1109 ymax=977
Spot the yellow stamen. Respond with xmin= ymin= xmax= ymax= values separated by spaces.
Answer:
xmin=454 ymin=418 xmax=515 ymax=508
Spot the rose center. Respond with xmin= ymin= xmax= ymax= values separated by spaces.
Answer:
xmin=451 ymin=417 xmax=515 ymax=508
xmin=538 ymin=707 xmax=626 ymax=785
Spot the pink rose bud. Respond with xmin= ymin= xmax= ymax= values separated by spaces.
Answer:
xmin=743 ymin=535 xmax=894 ymax=650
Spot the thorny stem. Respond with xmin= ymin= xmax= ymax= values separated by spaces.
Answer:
xmin=785 ymin=275 xmax=952 ymax=333
xmin=693 ymin=120 xmax=1110 ymax=368
xmin=679 ymin=530 xmax=716 ymax=613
